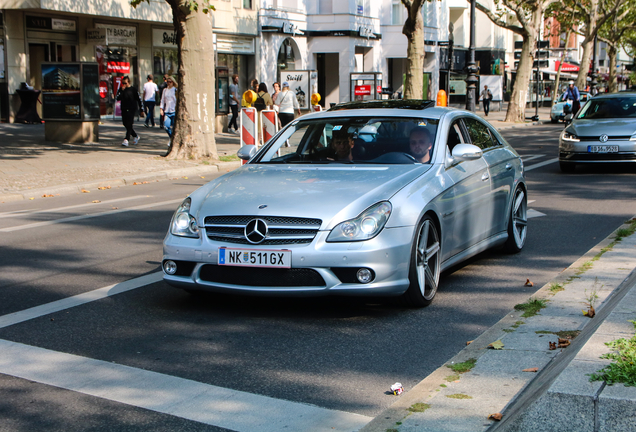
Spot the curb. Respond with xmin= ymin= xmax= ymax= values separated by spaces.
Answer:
xmin=360 ymin=217 xmax=636 ymax=432
xmin=0 ymin=161 xmax=242 ymax=203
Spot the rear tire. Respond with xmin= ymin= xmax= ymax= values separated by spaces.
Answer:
xmin=504 ymin=186 xmax=527 ymax=254
xmin=559 ymin=161 xmax=576 ymax=173
xmin=402 ymin=215 xmax=441 ymax=307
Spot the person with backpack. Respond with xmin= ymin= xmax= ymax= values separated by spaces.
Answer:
xmin=479 ymin=85 xmax=493 ymax=116
xmin=254 ymin=83 xmax=274 ymax=112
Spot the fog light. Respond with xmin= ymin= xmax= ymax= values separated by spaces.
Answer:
xmin=163 ymin=260 xmax=177 ymax=275
xmin=356 ymin=268 xmax=374 ymax=284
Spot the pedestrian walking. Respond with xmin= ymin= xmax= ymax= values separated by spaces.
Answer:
xmin=158 ymin=74 xmax=168 ymax=129
xmin=255 ymin=83 xmax=274 ymax=112
xmin=160 ymin=76 xmax=177 ymax=147
xmin=479 ymin=85 xmax=492 ymax=116
xmin=271 ymin=82 xmax=281 ymax=106
xmin=228 ymin=74 xmax=240 ymax=134
xmin=250 ymin=78 xmax=259 ymax=93
xmin=275 ymin=81 xmax=301 ymax=127
xmin=142 ymin=74 xmax=158 ymax=128
xmin=115 ymin=76 xmax=143 ymax=147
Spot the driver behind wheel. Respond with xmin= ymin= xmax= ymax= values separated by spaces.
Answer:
xmin=330 ymin=128 xmax=355 ymax=161
xmin=409 ymin=127 xmax=433 ymax=163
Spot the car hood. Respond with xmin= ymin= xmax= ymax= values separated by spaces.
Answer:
xmin=567 ymin=119 xmax=636 ymax=137
xmin=191 ymin=164 xmax=430 ymax=229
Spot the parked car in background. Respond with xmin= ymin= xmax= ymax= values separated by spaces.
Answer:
xmin=559 ymin=92 xmax=636 ymax=172
xmin=162 ymin=100 xmax=527 ymax=307
xmin=551 ymin=91 xmax=590 ymax=123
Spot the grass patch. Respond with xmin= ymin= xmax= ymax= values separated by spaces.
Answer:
xmin=514 ymin=298 xmax=548 ymax=318
xmin=446 ymin=393 xmax=472 ymax=399
xmin=567 ymin=275 xmax=581 ymax=283
xmin=535 ymin=330 xmax=580 ymax=339
xmin=387 ymin=429 xmax=399 ymax=432
xmin=201 ymin=160 xmax=210 ymax=165
xmin=502 ymin=328 xmax=515 ymax=333
xmin=448 ymin=358 xmax=477 ymax=374
xmin=590 ymin=320 xmax=636 ymax=387
xmin=576 ymin=261 xmax=594 ymax=275
xmin=440 ymin=384 xmax=447 ymax=388
xmin=445 ymin=374 xmax=460 ymax=382
xmin=511 ymin=321 xmax=525 ymax=328
xmin=219 ymin=154 xmax=239 ymax=162
xmin=407 ymin=403 xmax=431 ymax=413
xmin=549 ymin=282 xmax=565 ymax=293
xmin=535 ymin=330 xmax=552 ymax=335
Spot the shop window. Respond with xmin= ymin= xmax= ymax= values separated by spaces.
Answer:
xmin=243 ymin=0 xmax=253 ymax=9
xmin=154 ymin=48 xmax=177 ymax=78
xmin=391 ymin=0 xmax=402 ymax=25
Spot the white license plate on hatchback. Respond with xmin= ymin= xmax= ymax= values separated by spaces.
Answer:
xmin=218 ymin=247 xmax=291 ymax=268
xmin=588 ymin=145 xmax=619 ymax=153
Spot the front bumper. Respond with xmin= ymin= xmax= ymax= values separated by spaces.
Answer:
xmin=559 ymin=139 xmax=636 ymax=163
xmin=162 ymin=226 xmax=414 ymax=297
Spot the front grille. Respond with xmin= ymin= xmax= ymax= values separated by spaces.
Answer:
xmin=578 ymin=136 xmax=632 ymax=141
xmin=199 ymin=265 xmax=326 ymax=287
xmin=204 ymin=215 xmax=322 ymax=245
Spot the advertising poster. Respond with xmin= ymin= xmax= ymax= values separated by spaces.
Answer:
xmin=282 ymin=71 xmax=309 ymax=109
xmin=42 ymin=63 xmax=81 ymax=120
xmin=82 ymin=64 xmax=101 ymax=120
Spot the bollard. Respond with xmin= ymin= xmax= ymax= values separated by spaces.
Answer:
xmin=436 ymin=90 xmax=447 ymax=107
xmin=261 ymin=109 xmax=278 ymax=144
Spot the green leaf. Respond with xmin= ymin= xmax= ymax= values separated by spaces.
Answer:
xmin=489 ymin=340 xmax=505 ymax=350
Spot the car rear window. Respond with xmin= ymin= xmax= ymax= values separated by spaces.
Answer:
xmin=577 ymin=97 xmax=636 ymax=119
xmin=256 ymin=117 xmax=439 ymax=165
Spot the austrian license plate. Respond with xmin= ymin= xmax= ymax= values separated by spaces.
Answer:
xmin=588 ymin=145 xmax=619 ymax=153
xmin=218 ymin=247 xmax=291 ymax=268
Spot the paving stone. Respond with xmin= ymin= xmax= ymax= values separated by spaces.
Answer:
xmin=598 ymin=383 xmax=636 ymax=432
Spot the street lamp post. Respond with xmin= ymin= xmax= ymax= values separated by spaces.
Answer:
xmin=591 ymin=35 xmax=598 ymax=95
xmin=465 ymin=0 xmax=478 ymax=111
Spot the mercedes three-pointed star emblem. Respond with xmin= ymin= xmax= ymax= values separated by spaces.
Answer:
xmin=599 ymin=134 xmax=609 ymax=143
xmin=245 ymin=219 xmax=268 ymax=244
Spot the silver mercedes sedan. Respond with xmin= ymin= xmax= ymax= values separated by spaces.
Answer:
xmin=162 ymin=100 xmax=527 ymax=307
xmin=559 ymin=92 xmax=636 ymax=172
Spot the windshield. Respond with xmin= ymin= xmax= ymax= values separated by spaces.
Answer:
xmin=577 ymin=97 xmax=636 ymax=119
xmin=254 ymin=117 xmax=439 ymax=165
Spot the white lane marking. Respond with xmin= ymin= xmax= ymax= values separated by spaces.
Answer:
xmin=0 ymin=199 xmax=182 ymax=232
xmin=528 ymin=209 xmax=546 ymax=219
xmin=0 ymin=340 xmax=371 ymax=431
xmin=0 ymin=272 xmax=163 ymax=329
xmin=528 ymin=200 xmax=536 ymax=204
xmin=0 ymin=196 xmax=152 ymax=219
xmin=520 ymin=154 xmax=545 ymax=162
xmin=525 ymin=158 xmax=558 ymax=171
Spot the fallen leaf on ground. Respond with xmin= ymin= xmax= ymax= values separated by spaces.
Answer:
xmin=142 ymin=181 xmax=149 ymax=184
xmin=42 ymin=194 xmax=54 ymax=198
xmin=488 ymin=340 xmax=504 ymax=350
xmin=583 ymin=307 xmax=596 ymax=318
xmin=81 ymin=189 xmax=90 ymax=193
xmin=488 ymin=413 xmax=503 ymax=421
xmin=558 ymin=338 xmax=571 ymax=348
xmin=29 ymin=197 xmax=35 ymax=200
xmin=97 ymin=186 xmax=111 ymax=190
xmin=466 ymin=340 xmax=473 ymax=346
xmin=92 ymin=200 xmax=101 ymax=203
xmin=133 ymin=182 xmax=141 ymax=185
xmin=112 ymin=207 xmax=118 ymax=210
xmin=524 ymin=279 xmax=534 ymax=287
xmin=549 ymin=342 xmax=557 ymax=350
xmin=522 ymin=367 xmax=539 ymax=373
xmin=183 ymin=177 xmax=188 ymax=179
xmin=200 ymin=176 xmax=205 ymax=179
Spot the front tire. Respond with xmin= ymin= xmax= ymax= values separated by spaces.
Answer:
xmin=504 ymin=186 xmax=527 ymax=253
xmin=402 ymin=215 xmax=441 ymax=307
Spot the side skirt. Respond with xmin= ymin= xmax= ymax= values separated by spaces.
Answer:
xmin=440 ymin=232 xmax=508 ymax=273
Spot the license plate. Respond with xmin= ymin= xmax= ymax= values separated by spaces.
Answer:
xmin=588 ymin=145 xmax=619 ymax=153
xmin=218 ymin=247 xmax=291 ymax=268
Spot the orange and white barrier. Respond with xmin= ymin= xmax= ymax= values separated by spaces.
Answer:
xmin=312 ymin=104 xmax=322 ymax=112
xmin=240 ymin=107 xmax=257 ymax=147
xmin=240 ymin=108 xmax=258 ymax=165
xmin=260 ymin=109 xmax=278 ymax=144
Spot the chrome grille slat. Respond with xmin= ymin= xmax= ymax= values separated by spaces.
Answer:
xmin=204 ymin=215 xmax=322 ymax=245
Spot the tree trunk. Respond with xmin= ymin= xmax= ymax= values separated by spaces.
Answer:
xmin=576 ymin=39 xmax=593 ymax=90
xmin=608 ymin=44 xmax=618 ymax=92
xmin=553 ymin=28 xmax=572 ymax=104
xmin=166 ymin=1 xmax=217 ymax=161
xmin=402 ymin=1 xmax=424 ymax=99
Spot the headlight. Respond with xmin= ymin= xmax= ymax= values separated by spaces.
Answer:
xmin=170 ymin=198 xmax=199 ymax=238
xmin=327 ymin=202 xmax=392 ymax=242
xmin=561 ymin=130 xmax=580 ymax=142
xmin=630 ymin=133 xmax=636 ymax=142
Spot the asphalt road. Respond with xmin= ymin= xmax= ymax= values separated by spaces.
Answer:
xmin=1 ymin=123 xmax=636 ymax=431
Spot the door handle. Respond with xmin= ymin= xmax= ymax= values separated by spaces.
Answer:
xmin=481 ymin=172 xmax=490 ymax=181
xmin=505 ymin=163 xmax=513 ymax=170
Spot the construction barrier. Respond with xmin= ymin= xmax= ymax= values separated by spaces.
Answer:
xmin=240 ymin=107 xmax=257 ymax=164
xmin=312 ymin=104 xmax=322 ymax=112
xmin=260 ymin=109 xmax=278 ymax=144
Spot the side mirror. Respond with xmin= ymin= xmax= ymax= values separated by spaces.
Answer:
xmin=564 ymin=113 xmax=573 ymax=125
xmin=237 ymin=145 xmax=257 ymax=161
xmin=451 ymin=143 xmax=483 ymax=162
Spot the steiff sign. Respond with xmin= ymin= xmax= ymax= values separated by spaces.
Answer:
xmin=152 ymin=28 xmax=177 ymax=48
xmin=283 ymin=71 xmax=310 ymax=110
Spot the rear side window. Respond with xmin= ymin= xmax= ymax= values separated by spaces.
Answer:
xmin=464 ymin=118 xmax=496 ymax=150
